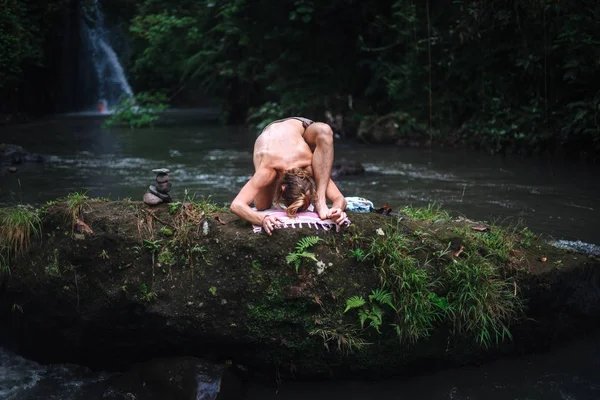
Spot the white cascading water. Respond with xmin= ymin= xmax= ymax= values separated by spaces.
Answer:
xmin=81 ymin=0 xmax=133 ymax=111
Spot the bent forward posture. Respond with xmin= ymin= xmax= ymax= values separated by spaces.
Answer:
xmin=230 ymin=117 xmax=347 ymax=235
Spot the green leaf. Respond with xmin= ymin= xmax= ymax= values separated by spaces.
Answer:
xmin=344 ymin=296 xmax=366 ymax=313
xmin=296 ymin=236 xmax=322 ymax=252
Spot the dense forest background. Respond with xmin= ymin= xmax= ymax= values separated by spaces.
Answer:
xmin=1 ymin=0 xmax=599 ymax=157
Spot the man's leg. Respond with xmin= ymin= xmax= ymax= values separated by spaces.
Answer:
xmin=303 ymin=122 xmax=334 ymax=219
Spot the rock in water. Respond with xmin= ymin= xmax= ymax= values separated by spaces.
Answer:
xmin=331 ymin=160 xmax=365 ymax=179
xmin=101 ymin=357 xmax=243 ymax=400
xmin=0 ymin=143 xmax=45 ymax=166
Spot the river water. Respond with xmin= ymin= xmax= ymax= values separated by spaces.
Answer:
xmin=1 ymin=110 xmax=599 ymax=243
xmin=1 ymin=110 xmax=599 ymax=399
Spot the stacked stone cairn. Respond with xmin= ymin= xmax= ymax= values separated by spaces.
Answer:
xmin=143 ymin=168 xmax=173 ymax=205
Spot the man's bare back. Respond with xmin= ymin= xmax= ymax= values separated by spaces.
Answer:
xmin=230 ymin=117 xmax=347 ymax=235
xmin=253 ymin=119 xmax=313 ymax=173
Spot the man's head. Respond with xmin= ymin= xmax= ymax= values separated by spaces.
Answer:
xmin=275 ymin=168 xmax=315 ymax=217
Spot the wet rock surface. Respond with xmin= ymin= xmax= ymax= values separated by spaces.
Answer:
xmin=0 ymin=144 xmax=45 ymax=166
xmin=331 ymin=160 xmax=365 ymax=179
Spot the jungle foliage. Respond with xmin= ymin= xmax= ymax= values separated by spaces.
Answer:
xmin=0 ymin=0 xmax=69 ymax=116
xmin=125 ymin=0 xmax=600 ymax=155
xmin=1 ymin=0 xmax=599 ymax=156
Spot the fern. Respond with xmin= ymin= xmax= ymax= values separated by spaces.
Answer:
xmin=367 ymin=304 xmax=383 ymax=332
xmin=286 ymin=253 xmax=300 ymax=269
xmin=344 ymin=296 xmax=366 ymax=313
xmin=286 ymin=236 xmax=323 ymax=273
xmin=369 ymin=288 xmax=397 ymax=311
xmin=345 ymin=287 xmax=397 ymax=334
xmin=296 ymin=236 xmax=322 ymax=252
xmin=358 ymin=309 xmax=369 ymax=328
xmin=358 ymin=305 xmax=383 ymax=332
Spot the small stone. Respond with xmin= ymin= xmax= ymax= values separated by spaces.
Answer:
xmin=144 ymin=192 xmax=163 ymax=206
xmin=149 ymin=185 xmax=172 ymax=202
xmin=156 ymin=173 xmax=169 ymax=184
xmin=8 ymin=167 xmax=18 ymax=173
xmin=156 ymin=181 xmax=172 ymax=194
xmin=152 ymin=168 xmax=170 ymax=174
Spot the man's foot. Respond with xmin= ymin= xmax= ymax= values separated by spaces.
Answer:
xmin=315 ymin=203 xmax=329 ymax=220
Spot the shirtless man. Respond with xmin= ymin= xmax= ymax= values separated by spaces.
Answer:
xmin=230 ymin=117 xmax=347 ymax=235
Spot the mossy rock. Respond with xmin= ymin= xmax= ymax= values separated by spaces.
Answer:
xmin=0 ymin=200 xmax=599 ymax=380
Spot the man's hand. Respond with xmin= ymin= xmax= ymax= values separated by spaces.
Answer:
xmin=262 ymin=214 xmax=284 ymax=236
xmin=327 ymin=207 xmax=348 ymax=227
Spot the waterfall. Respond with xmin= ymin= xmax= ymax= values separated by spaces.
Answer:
xmin=81 ymin=0 xmax=133 ymax=111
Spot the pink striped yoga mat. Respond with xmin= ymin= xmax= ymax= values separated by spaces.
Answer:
xmin=252 ymin=208 xmax=351 ymax=233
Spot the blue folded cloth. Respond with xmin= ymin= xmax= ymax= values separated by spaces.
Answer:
xmin=345 ymin=196 xmax=375 ymax=213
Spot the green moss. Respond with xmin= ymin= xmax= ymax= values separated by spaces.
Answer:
xmin=246 ymin=299 xmax=317 ymax=351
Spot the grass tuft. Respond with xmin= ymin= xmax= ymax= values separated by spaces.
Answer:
xmin=0 ymin=205 xmax=42 ymax=257
xmin=368 ymin=221 xmax=442 ymax=344
xmin=361 ymin=210 xmax=523 ymax=347
xmin=453 ymin=224 xmax=516 ymax=264
xmin=182 ymin=189 xmax=228 ymax=214
xmin=401 ymin=203 xmax=451 ymax=222
xmin=443 ymin=256 xmax=522 ymax=346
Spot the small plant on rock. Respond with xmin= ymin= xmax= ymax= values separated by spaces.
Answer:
xmin=348 ymin=247 xmax=366 ymax=262
xmin=344 ymin=288 xmax=396 ymax=333
xmin=286 ymin=236 xmax=323 ymax=273
xmin=139 ymin=283 xmax=157 ymax=303
xmin=65 ymin=191 xmax=89 ymax=232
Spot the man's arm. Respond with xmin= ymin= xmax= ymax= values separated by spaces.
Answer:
xmin=326 ymin=179 xmax=347 ymax=211
xmin=325 ymin=178 xmax=348 ymax=226
xmin=230 ymin=168 xmax=278 ymax=226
